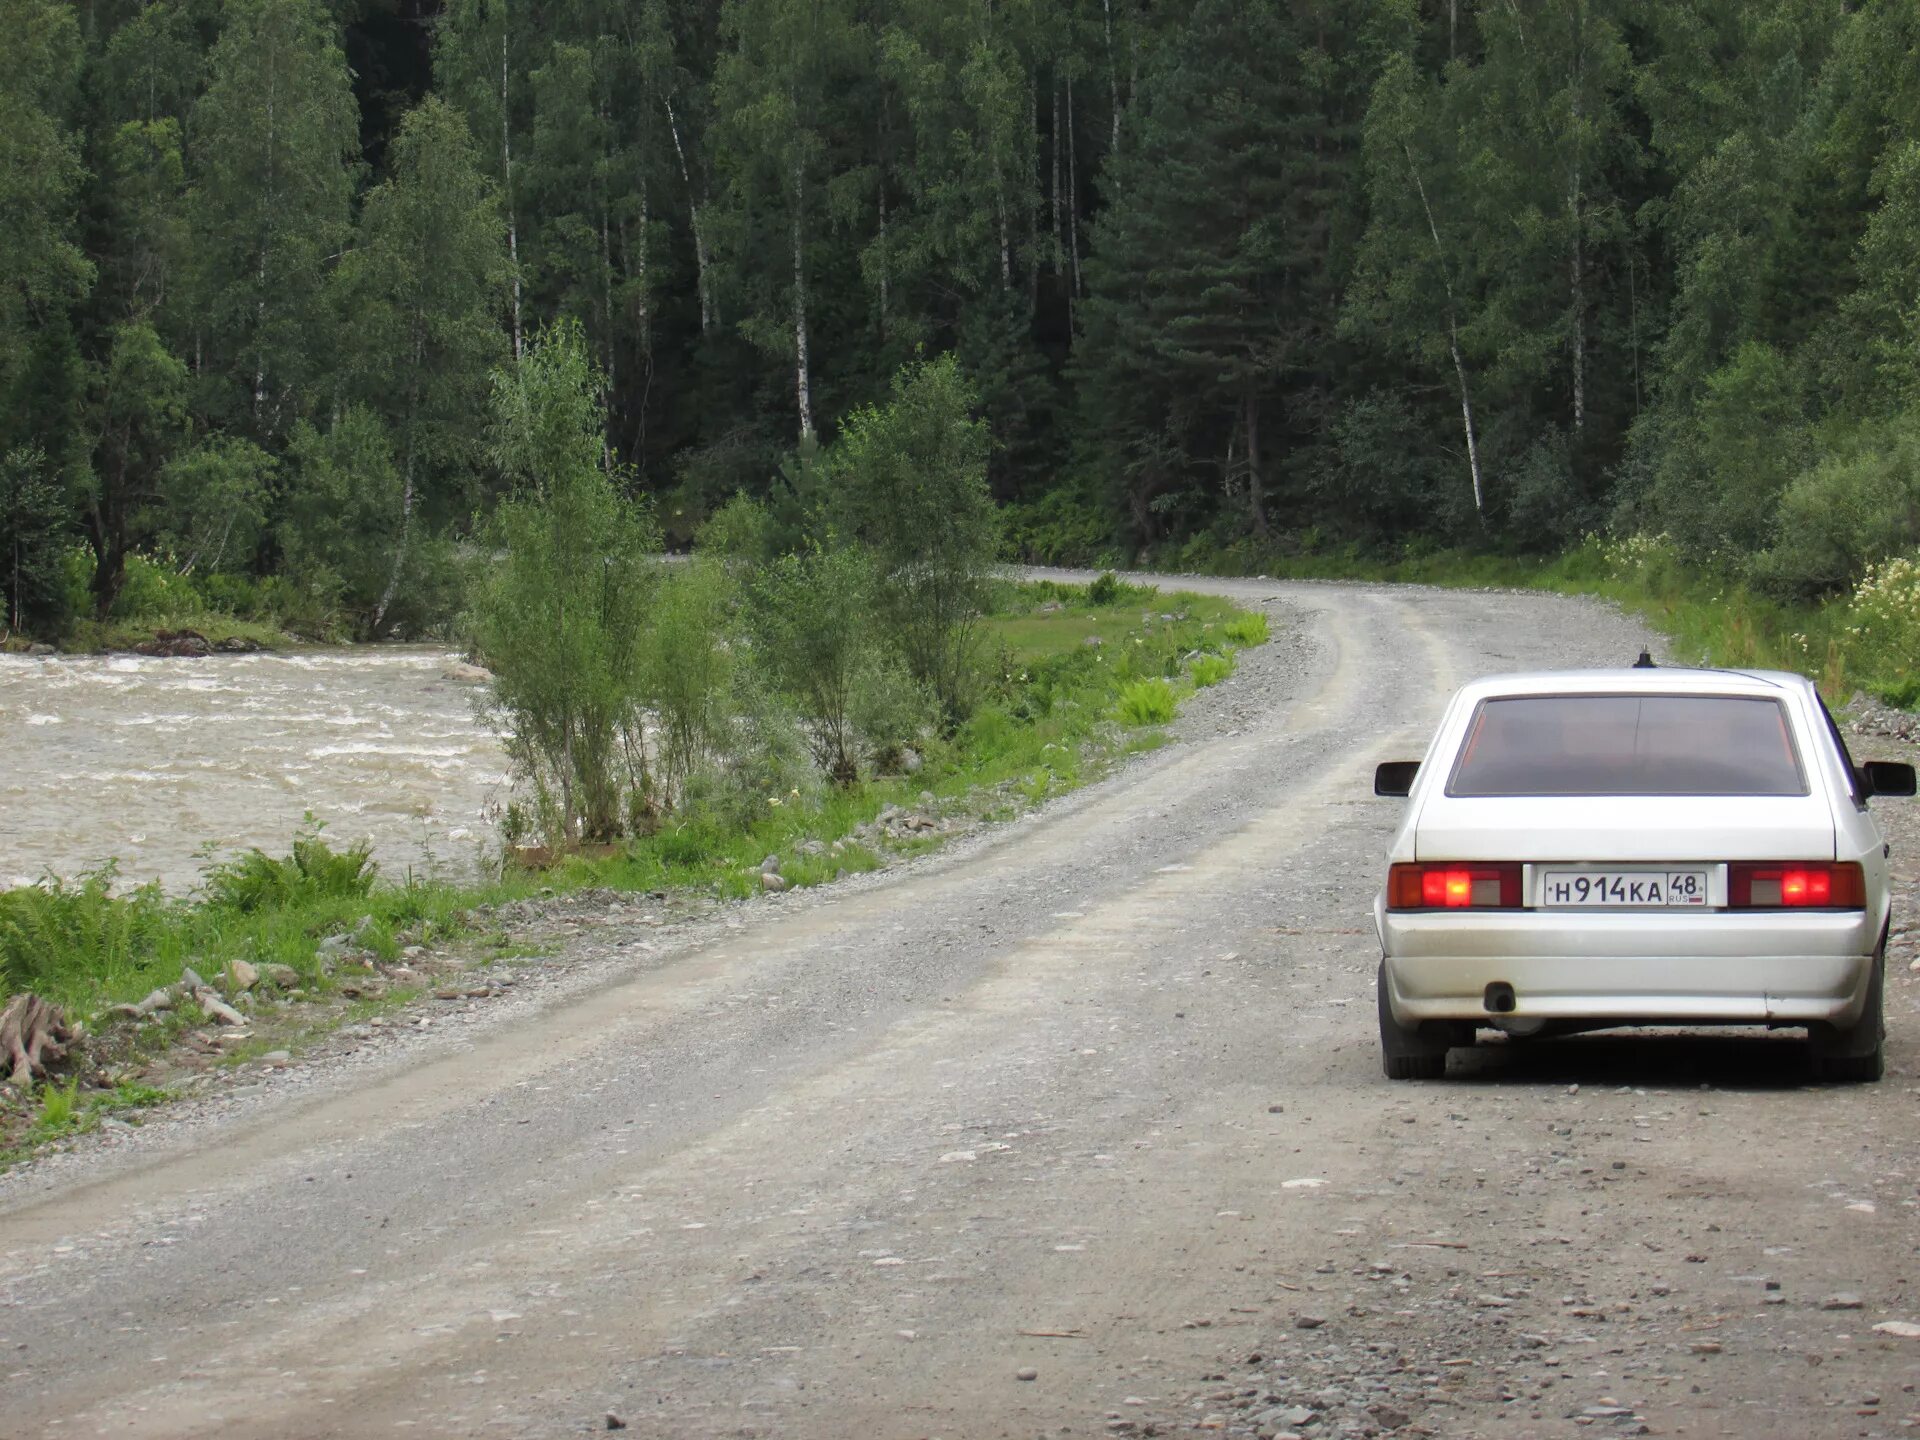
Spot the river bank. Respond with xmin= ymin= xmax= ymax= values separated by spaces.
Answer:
xmin=0 ymin=577 xmax=1267 ymax=1164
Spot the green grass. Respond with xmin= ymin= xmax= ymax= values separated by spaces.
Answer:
xmin=1184 ymin=535 xmax=1904 ymax=706
xmin=0 ymin=578 xmax=1273 ymax=1030
xmin=0 ymin=1079 xmax=171 ymax=1168
xmin=49 ymin=614 xmax=287 ymax=655
xmin=1116 ymin=679 xmax=1177 ymax=725
xmin=1191 ymin=654 xmax=1235 ymax=688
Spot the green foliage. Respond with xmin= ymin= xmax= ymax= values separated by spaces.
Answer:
xmin=202 ymin=824 xmax=377 ymax=913
xmin=647 ymin=556 xmax=743 ymax=800
xmin=187 ymin=0 xmax=359 ymax=440
xmin=1755 ymin=416 xmax=1920 ymax=601
xmin=1191 ymin=654 xmax=1234 ymax=688
xmin=35 ymin=1079 xmax=80 ymax=1132
xmin=1116 ymin=679 xmax=1176 ymax=727
xmin=749 ymin=545 xmax=929 ymax=783
xmin=18 ymin=0 xmax=1920 ymax=627
xmin=1651 ymin=343 xmax=1811 ymax=564
xmin=0 ymin=0 xmax=89 ymax=446
xmin=473 ymin=322 xmax=660 ymax=843
xmin=282 ymin=407 xmax=461 ymax=639
xmin=0 ymin=865 xmax=168 ymax=999
xmin=1086 ymin=571 xmax=1122 ymax=607
xmin=830 ymin=355 xmax=997 ymax=721
xmin=334 ymin=95 xmax=506 ymax=636
xmin=157 ymin=436 xmax=273 ymax=578
xmin=1221 ymin=613 xmax=1269 ymax=647
xmin=0 ymin=446 xmax=70 ymax=635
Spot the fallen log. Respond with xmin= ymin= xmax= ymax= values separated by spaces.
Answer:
xmin=0 ymin=994 xmax=77 ymax=1088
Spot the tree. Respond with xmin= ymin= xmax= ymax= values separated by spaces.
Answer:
xmin=336 ymin=95 xmax=507 ymax=635
xmin=830 ymin=354 xmax=995 ymax=720
xmin=157 ymin=434 xmax=273 ymax=578
xmin=0 ymin=0 xmax=91 ymax=462
xmin=710 ymin=0 xmax=869 ymax=443
xmin=472 ymin=323 xmax=660 ymax=842
xmin=1080 ymin=0 xmax=1365 ymax=540
xmin=0 ymin=448 xmax=72 ymax=637
xmin=83 ymin=322 xmax=189 ymax=615
xmin=281 ymin=408 xmax=458 ymax=637
xmin=748 ymin=544 xmax=923 ymax=784
xmin=187 ymin=0 xmax=359 ymax=440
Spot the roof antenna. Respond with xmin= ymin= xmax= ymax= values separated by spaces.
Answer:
xmin=1633 ymin=649 xmax=1656 ymax=669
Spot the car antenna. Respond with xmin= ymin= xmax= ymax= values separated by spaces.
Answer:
xmin=1633 ymin=650 xmax=1656 ymax=668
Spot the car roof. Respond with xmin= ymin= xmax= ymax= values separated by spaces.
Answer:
xmin=1453 ymin=666 xmax=1815 ymax=705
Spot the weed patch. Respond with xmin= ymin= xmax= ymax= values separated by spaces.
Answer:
xmin=1117 ymin=679 xmax=1177 ymax=726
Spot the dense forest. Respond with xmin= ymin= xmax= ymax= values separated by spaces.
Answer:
xmin=5 ymin=0 xmax=1920 ymax=641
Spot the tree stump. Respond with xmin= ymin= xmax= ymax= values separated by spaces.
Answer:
xmin=0 ymin=995 xmax=76 ymax=1089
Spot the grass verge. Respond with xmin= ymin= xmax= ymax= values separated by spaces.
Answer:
xmin=1169 ymin=535 xmax=1902 ymax=706
xmin=0 ymin=575 xmax=1268 ymax=1154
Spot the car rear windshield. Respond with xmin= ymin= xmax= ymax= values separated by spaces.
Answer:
xmin=1447 ymin=694 xmax=1809 ymax=797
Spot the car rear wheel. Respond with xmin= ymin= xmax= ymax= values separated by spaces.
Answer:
xmin=1378 ymin=962 xmax=1451 ymax=1080
xmin=1809 ymin=945 xmax=1885 ymax=1084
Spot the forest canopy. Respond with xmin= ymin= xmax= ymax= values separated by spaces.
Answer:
xmin=6 ymin=0 xmax=1920 ymax=639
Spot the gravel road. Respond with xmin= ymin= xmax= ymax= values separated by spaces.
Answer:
xmin=4 ymin=574 xmax=1918 ymax=1440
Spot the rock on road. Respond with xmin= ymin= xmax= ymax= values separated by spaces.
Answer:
xmin=3 ymin=575 xmax=1918 ymax=1440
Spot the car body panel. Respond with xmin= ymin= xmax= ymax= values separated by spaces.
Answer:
xmin=1375 ymin=666 xmax=1895 ymax=1035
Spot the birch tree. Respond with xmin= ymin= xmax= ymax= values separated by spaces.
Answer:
xmin=187 ymin=0 xmax=359 ymax=441
xmin=711 ymin=0 xmax=868 ymax=443
xmin=335 ymin=96 xmax=507 ymax=636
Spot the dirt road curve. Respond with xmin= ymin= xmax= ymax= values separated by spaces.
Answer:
xmin=4 ymin=575 xmax=1918 ymax=1440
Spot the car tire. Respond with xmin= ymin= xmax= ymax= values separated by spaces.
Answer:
xmin=1809 ymin=945 xmax=1885 ymax=1084
xmin=1378 ymin=962 xmax=1449 ymax=1080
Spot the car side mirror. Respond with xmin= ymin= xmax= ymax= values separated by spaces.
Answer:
xmin=1860 ymin=760 xmax=1917 ymax=798
xmin=1374 ymin=760 xmax=1419 ymax=797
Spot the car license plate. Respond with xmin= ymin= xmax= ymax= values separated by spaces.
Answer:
xmin=1538 ymin=869 xmax=1708 ymax=908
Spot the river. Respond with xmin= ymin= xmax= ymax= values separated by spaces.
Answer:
xmin=0 ymin=648 xmax=509 ymax=894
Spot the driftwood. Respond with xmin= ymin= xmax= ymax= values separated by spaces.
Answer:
xmin=0 ymin=995 xmax=76 ymax=1088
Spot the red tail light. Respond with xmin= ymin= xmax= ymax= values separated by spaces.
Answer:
xmin=1388 ymin=863 xmax=1523 ymax=910
xmin=1727 ymin=862 xmax=1865 ymax=909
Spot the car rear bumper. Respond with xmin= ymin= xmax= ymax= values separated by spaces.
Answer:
xmin=1378 ymin=906 xmax=1879 ymax=1027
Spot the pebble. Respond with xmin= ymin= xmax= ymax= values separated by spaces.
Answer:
xmin=1294 ymin=1314 xmax=1327 ymax=1330
xmin=1823 ymin=1294 xmax=1866 ymax=1311
xmin=1015 ymin=1367 xmax=1038 ymax=1382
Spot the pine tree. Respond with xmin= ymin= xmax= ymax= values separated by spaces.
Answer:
xmin=1079 ymin=0 xmax=1338 ymax=541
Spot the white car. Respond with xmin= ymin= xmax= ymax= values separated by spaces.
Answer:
xmin=1372 ymin=661 xmax=1913 ymax=1081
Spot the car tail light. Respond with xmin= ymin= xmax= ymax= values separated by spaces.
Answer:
xmin=1387 ymin=863 xmax=1523 ymax=910
xmin=1727 ymin=862 xmax=1865 ymax=909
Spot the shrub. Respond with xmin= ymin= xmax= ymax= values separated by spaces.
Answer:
xmin=1117 ymin=679 xmax=1177 ymax=726
xmin=1755 ymin=417 xmax=1920 ymax=601
xmin=1221 ymin=613 xmax=1269 ymax=647
xmin=110 ymin=551 xmax=196 ymax=620
xmin=0 ymin=865 xmax=170 ymax=1001
xmin=202 ymin=824 xmax=377 ymax=912
xmin=1191 ymin=654 xmax=1234 ymax=687
xmin=748 ymin=545 xmax=929 ymax=783
xmin=1844 ymin=554 xmax=1920 ymax=690
xmin=283 ymin=408 xmax=463 ymax=640
xmin=472 ymin=323 xmax=660 ymax=842
xmin=647 ymin=557 xmax=743 ymax=800
xmin=830 ymin=355 xmax=998 ymax=722
xmin=1087 ymin=571 xmax=1123 ymax=606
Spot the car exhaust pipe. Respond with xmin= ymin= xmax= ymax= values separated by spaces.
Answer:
xmin=1484 ymin=981 xmax=1517 ymax=1014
